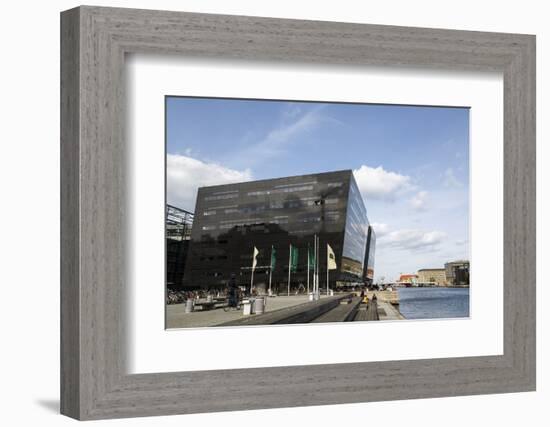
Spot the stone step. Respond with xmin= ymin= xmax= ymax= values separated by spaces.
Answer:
xmin=311 ymin=297 xmax=362 ymax=323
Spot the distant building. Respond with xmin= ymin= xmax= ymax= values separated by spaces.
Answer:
xmin=445 ymin=260 xmax=470 ymax=286
xmin=417 ymin=268 xmax=447 ymax=286
xmin=398 ymin=274 xmax=418 ymax=285
xmin=182 ymin=170 xmax=373 ymax=291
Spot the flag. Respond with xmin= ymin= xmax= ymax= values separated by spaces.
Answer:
xmin=308 ymin=243 xmax=315 ymax=269
xmin=290 ymin=245 xmax=299 ymax=273
xmin=327 ymin=244 xmax=337 ymax=270
xmin=252 ymin=246 xmax=259 ymax=271
xmin=270 ymin=245 xmax=276 ymax=269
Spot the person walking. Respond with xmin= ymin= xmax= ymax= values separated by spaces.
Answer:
xmin=227 ymin=273 xmax=239 ymax=308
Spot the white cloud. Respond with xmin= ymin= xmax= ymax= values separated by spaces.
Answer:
xmin=370 ymin=222 xmax=390 ymax=238
xmin=167 ymin=154 xmax=252 ymax=211
xmin=410 ymin=190 xmax=429 ymax=211
xmin=443 ymin=168 xmax=462 ymax=188
xmin=239 ymin=106 xmax=326 ymax=165
xmin=379 ymin=228 xmax=447 ymax=251
xmin=353 ymin=165 xmax=413 ymax=201
xmin=266 ymin=110 xmax=319 ymax=145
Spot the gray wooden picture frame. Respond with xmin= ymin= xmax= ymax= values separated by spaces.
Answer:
xmin=60 ymin=5 xmax=536 ymax=421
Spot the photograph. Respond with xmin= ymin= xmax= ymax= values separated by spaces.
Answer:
xmin=49 ymin=2 xmax=538 ymax=422
xmin=165 ymin=97 xmax=470 ymax=328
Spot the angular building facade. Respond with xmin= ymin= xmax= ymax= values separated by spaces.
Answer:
xmin=181 ymin=170 xmax=372 ymax=292
xmin=363 ymin=225 xmax=376 ymax=284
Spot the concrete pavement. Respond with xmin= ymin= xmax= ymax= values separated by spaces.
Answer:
xmin=166 ymin=294 xmax=330 ymax=329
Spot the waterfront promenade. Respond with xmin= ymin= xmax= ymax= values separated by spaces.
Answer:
xmin=365 ymin=290 xmax=404 ymax=321
xmin=167 ymin=294 xmax=330 ymax=328
xmin=166 ymin=290 xmax=404 ymax=328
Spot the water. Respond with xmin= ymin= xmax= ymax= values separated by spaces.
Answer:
xmin=396 ymin=287 xmax=470 ymax=320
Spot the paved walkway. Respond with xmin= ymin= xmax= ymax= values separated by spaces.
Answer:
xmin=166 ymin=294 xmax=330 ymax=329
xmin=377 ymin=301 xmax=405 ymax=320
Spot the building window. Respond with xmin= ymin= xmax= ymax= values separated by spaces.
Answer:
xmin=273 ymin=185 xmax=313 ymax=193
xmin=274 ymin=181 xmax=317 ymax=188
xmin=204 ymin=193 xmax=238 ymax=201
xmin=247 ymin=190 xmax=271 ymax=196
xmin=284 ymin=201 xmax=301 ymax=209
xmin=302 ymin=216 xmax=321 ymax=223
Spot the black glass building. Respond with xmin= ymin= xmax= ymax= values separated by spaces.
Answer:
xmin=363 ymin=225 xmax=376 ymax=284
xmin=181 ymin=170 xmax=372 ymax=292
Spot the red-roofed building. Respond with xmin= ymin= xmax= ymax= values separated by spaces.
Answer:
xmin=398 ymin=274 xmax=418 ymax=286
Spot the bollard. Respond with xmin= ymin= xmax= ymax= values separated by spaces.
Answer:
xmin=184 ymin=299 xmax=194 ymax=313
xmin=242 ymin=301 xmax=252 ymax=316
xmin=254 ymin=297 xmax=265 ymax=315
xmin=308 ymin=292 xmax=314 ymax=301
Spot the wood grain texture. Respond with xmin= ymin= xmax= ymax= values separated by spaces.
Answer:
xmin=60 ymin=6 xmax=536 ymax=420
xmin=60 ymin=7 xmax=81 ymax=419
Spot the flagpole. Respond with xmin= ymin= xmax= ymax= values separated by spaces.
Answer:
xmin=250 ymin=265 xmax=254 ymax=293
xmin=269 ymin=246 xmax=273 ymax=295
xmin=326 ymin=249 xmax=329 ymax=296
xmin=313 ymin=235 xmax=316 ymax=298
xmin=317 ymin=235 xmax=320 ymax=298
xmin=268 ymin=265 xmax=272 ymax=295
xmin=250 ymin=246 xmax=258 ymax=294
xmin=316 ymin=235 xmax=319 ymax=298
xmin=314 ymin=234 xmax=321 ymax=299
xmin=287 ymin=244 xmax=291 ymax=297
xmin=307 ymin=244 xmax=310 ymax=295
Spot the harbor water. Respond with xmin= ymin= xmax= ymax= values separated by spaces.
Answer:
xmin=396 ymin=287 xmax=470 ymax=319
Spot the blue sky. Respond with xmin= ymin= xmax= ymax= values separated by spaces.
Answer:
xmin=166 ymin=97 xmax=470 ymax=281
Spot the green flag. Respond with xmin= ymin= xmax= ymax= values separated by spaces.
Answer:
xmin=270 ymin=245 xmax=276 ymax=269
xmin=290 ymin=245 xmax=299 ymax=273
xmin=308 ymin=243 xmax=315 ymax=269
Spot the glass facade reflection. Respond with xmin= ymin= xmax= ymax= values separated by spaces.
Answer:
xmin=341 ymin=178 xmax=369 ymax=279
xmin=166 ymin=205 xmax=194 ymax=291
xmin=180 ymin=170 xmax=372 ymax=291
xmin=363 ymin=225 xmax=376 ymax=283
